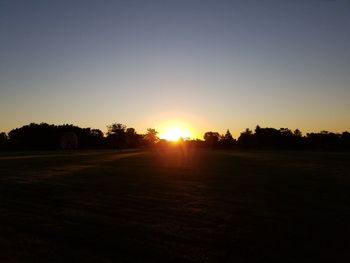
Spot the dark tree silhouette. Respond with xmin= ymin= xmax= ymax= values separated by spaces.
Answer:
xmin=126 ymin=127 xmax=142 ymax=148
xmin=254 ymin=126 xmax=281 ymax=148
xmin=8 ymin=123 xmax=58 ymax=150
xmin=306 ymin=131 xmax=342 ymax=150
xmin=88 ymin=129 xmax=105 ymax=148
xmin=220 ymin=129 xmax=235 ymax=149
xmin=294 ymin=129 xmax=302 ymax=137
xmin=144 ymin=128 xmax=159 ymax=147
xmin=0 ymin=132 xmax=8 ymax=150
xmin=107 ymin=123 xmax=127 ymax=149
xmin=2 ymin=122 xmax=350 ymax=151
xmin=204 ymin=132 xmax=220 ymax=148
xmin=341 ymin=132 xmax=350 ymax=150
xmin=0 ymin=132 xmax=7 ymax=139
xmin=237 ymin=128 xmax=255 ymax=148
xmin=7 ymin=123 xmax=105 ymax=150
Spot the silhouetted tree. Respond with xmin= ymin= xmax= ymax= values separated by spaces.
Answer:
xmin=204 ymin=132 xmax=220 ymax=148
xmin=294 ymin=129 xmax=302 ymax=137
xmin=289 ymin=129 xmax=304 ymax=149
xmin=220 ymin=129 xmax=235 ymax=149
xmin=306 ymin=131 xmax=341 ymax=150
xmin=3 ymin=122 xmax=350 ymax=151
xmin=144 ymin=128 xmax=159 ymax=147
xmin=0 ymin=132 xmax=7 ymax=140
xmin=0 ymin=132 xmax=8 ymax=150
xmin=58 ymin=125 xmax=104 ymax=149
xmin=279 ymin=128 xmax=294 ymax=148
xmin=341 ymin=132 xmax=350 ymax=150
xmin=107 ymin=123 xmax=127 ymax=149
xmin=87 ymin=129 xmax=105 ymax=148
xmin=8 ymin=123 xmax=58 ymax=150
xmin=7 ymin=123 xmax=106 ymax=150
xmin=238 ymin=125 xmax=348 ymax=151
xmin=237 ymin=128 xmax=255 ymax=148
xmin=255 ymin=126 xmax=281 ymax=148
xmin=125 ymin=127 xmax=142 ymax=148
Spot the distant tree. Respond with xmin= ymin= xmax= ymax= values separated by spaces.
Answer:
xmin=91 ymin=129 xmax=104 ymax=138
xmin=237 ymin=128 xmax=255 ymax=148
xmin=107 ymin=123 xmax=126 ymax=136
xmin=243 ymin=128 xmax=253 ymax=135
xmin=220 ymin=129 xmax=235 ymax=149
xmin=107 ymin=123 xmax=127 ymax=149
xmin=255 ymin=125 xmax=261 ymax=134
xmin=8 ymin=123 xmax=58 ymax=150
xmin=341 ymin=132 xmax=350 ymax=150
xmin=256 ymin=126 xmax=273 ymax=148
xmin=185 ymin=138 xmax=206 ymax=148
xmin=126 ymin=127 xmax=140 ymax=148
xmin=144 ymin=128 xmax=159 ymax=146
xmin=0 ymin=132 xmax=8 ymax=150
xmin=294 ymin=129 xmax=302 ymax=137
xmin=85 ymin=129 xmax=104 ymax=148
xmin=306 ymin=131 xmax=341 ymax=150
xmin=279 ymin=128 xmax=294 ymax=148
xmin=203 ymin=131 xmax=220 ymax=148
xmin=279 ymin=128 xmax=293 ymax=137
xmin=0 ymin=132 xmax=8 ymax=142
xmin=4 ymin=121 xmax=350 ymax=151
xmin=289 ymin=129 xmax=303 ymax=149
xmin=126 ymin=127 xmax=136 ymax=135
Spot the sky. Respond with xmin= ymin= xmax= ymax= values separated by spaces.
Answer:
xmin=1 ymin=0 xmax=349 ymax=138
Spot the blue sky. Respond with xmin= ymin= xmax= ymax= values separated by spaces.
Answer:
xmin=1 ymin=0 xmax=349 ymax=138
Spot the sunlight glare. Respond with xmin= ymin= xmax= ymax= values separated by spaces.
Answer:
xmin=159 ymin=126 xmax=192 ymax=141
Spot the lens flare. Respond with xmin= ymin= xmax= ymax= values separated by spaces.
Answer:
xmin=159 ymin=126 xmax=191 ymax=141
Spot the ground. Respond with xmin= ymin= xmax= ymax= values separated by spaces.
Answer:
xmin=0 ymin=148 xmax=349 ymax=262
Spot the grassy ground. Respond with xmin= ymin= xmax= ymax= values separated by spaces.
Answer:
xmin=0 ymin=148 xmax=349 ymax=262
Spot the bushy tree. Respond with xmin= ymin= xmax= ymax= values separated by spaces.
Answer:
xmin=220 ymin=129 xmax=235 ymax=148
xmin=144 ymin=128 xmax=159 ymax=146
xmin=204 ymin=131 xmax=220 ymax=148
xmin=106 ymin=123 xmax=127 ymax=149
xmin=126 ymin=127 xmax=141 ymax=148
xmin=237 ymin=128 xmax=255 ymax=148
xmin=7 ymin=123 xmax=106 ymax=150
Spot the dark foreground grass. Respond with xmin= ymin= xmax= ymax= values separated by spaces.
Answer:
xmin=0 ymin=149 xmax=349 ymax=262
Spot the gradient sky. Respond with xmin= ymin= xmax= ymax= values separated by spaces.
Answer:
xmin=1 ymin=0 xmax=349 ymax=138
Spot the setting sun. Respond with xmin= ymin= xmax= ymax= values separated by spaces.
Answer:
xmin=159 ymin=126 xmax=192 ymax=141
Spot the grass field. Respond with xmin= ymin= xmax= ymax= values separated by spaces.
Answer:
xmin=0 ymin=148 xmax=349 ymax=262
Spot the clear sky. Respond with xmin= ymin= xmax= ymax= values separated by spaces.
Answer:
xmin=1 ymin=0 xmax=349 ymax=138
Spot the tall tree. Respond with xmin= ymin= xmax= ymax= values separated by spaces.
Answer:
xmin=204 ymin=131 xmax=220 ymax=148
xmin=220 ymin=129 xmax=235 ymax=148
xmin=106 ymin=123 xmax=127 ymax=149
xmin=144 ymin=128 xmax=159 ymax=146
xmin=126 ymin=127 xmax=139 ymax=148
xmin=237 ymin=128 xmax=255 ymax=148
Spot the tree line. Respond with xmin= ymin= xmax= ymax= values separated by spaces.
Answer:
xmin=0 ymin=122 xmax=349 ymax=151
xmin=0 ymin=123 xmax=159 ymax=150
xmin=205 ymin=126 xmax=350 ymax=150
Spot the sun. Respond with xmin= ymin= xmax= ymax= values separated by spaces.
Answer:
xmin=159 ymin=126 xmax=192 ymax=141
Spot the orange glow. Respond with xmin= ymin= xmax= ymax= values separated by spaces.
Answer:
xmin=159 ymin=125 xmax=192 ymax=141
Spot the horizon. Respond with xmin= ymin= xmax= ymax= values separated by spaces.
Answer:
xmin=2 ymin=120 xmax=349 ymax=141
xmin=1 ymin=0 xmax=350 ymax=138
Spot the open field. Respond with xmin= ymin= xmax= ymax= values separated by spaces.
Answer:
xmin=0 ymin=149 xmax=350 ymax=262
